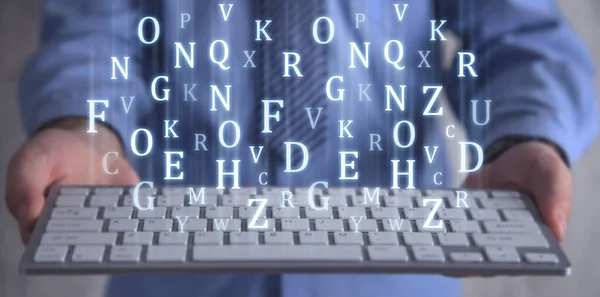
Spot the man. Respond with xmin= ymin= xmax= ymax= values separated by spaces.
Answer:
xmin=6 ymin=0 xmax=598 ymax=296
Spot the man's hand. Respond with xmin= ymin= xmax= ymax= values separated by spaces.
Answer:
xmin=463 ymin=141 xmax=571 ymax=241
xmin=5 ymin=118 xmax=140 ymax=244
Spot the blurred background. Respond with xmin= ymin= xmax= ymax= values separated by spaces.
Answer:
xmin=1 ymin=0 xmax=599 ymax=296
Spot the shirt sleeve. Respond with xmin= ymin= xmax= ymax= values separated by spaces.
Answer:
xmin=438 ymin=0 xmax=599 ymax=165
xmin=19 ymin=0 xmax=150 ymax=149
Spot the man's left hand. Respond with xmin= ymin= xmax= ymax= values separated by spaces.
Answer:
xmin=463 ymin=141 xmax=571 ymax=241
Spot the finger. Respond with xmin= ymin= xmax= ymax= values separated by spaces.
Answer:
xmin=462 ymin=165 xmax=493 ymax=189
xmin=528 ymin=150 xmax=572 ymax=241
xmin=108 ymin=159 xmax=141 ymax=185
xmin=5 ymin=142 xmax=52 ymax=244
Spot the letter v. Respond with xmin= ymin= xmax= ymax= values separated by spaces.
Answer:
xmin=306 ymin=107 xmax=324 ymax=129
xmin=219 ymin=4 xmax=234 ymax=21
xmin=424 ymin=146 xmax=438 ymax=164
xmin=121 ymin=96 xmax=135 ymax=114
xmin=250 ymin=146 xmax=264 ymax=163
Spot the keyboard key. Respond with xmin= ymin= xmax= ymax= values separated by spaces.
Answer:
xmin=211 ymin=219 xmax=241 ymax=231
xmin=222 ymin=195 xmax=249 ymax=206
xmin=437 ymin=233 xmax=469 ymax=246
xmin=156 ymin=195 xmax=185 ymax=207
xmin=94 ymin=187 xmax=123 ymax=195
xmin=159 ymin=232 xmax=189 ymax=245
xmin=383 ymin=196 xmax=413 ymax=207
xmin=194 ymin=232 xmax=223 ymax=245
xmin=415 ymin=197 xmax=446 ymax=208
xmin=447 ymin=195 xmax=478 ymax=209
xmin=56 ymin=195 xmax=86 ymax=207
xmin=337 ymin=207 xmax=366 ymax=218
xmin=333 ymin=232 xmax=364 ymax=245
xmin=193 ymin=246 xmax=363 ymax=261
xmin=469 ymin=209 xmax=500 ymax=221
xmin=327 ymin=188 xmax=356 ymax=196
xmin=34 ymin=246 xmax=68 ymax=262
xmin=238 ymin=206 xmax=266 ymax=219
xmin=281 ymin=219 xmax=310 ymax=231
xmin=143 ymin=219 xmax=173 ymax=231
xmin=230 ymin=231 xmax=259 ymax=245
xmin=368 ymin=232 xmax=399 ymax=245
xmin=483 ymin=221 xmax=540 ymax=233
xmin=175 ymin=218 xmax=207 ymax=232
xmin=103 ymin=207 xmax=132 ymax=219
xmin=264 ymin=232 xmax=294 ymax=245
xmin=490 ymin=190 xmax=522 ymax=198
xmin=403 ymin=208 xmax=430 ymax=220
xmin=473 ymin=233 xmax=548 ymax=248
xmin=416 ymin=219 xmax=446 ymax=232
xmin=485 ymin=246 xmax=521 ymax=263
xmin=437 ymin=208 xmax=467 ymax=220
xmin=137 ymin=207 xmax=167 ymax=219
xmin=72 ymin=246 xmax=105 ymax=262
xmin=391 ymin=189 xmax=422 ymax=197
xmin=424 ymin=189 xmax=452 ymax=197
xmin=305 ymin=207 xmax=334 ymax=219
xmin=51 ymin=208 xmax=98 ymax=220
xmin=370 ymin=207 xmax=400 ymax=219
xmin=323 ymin=195 xmax=348 ymax=207
xmin=348 ymin=219 xmax=378 ymax=232
xmin=289 ymin=194 xmax=318 ymax=207
xmin=205 ymin=206 xmax=233 ymax=219
xmin=294 ymin=187 xmax=323 ymax=196
xmin=502 ymin=209 xmax=535 ymax=221
xmin=46 ymin=220 xmax=103 ymax=232
xmin=171 ymin=206 xmax=200 ymax=218
xmin=272 ymin=206 xmax=300 ymax=218
xmin=382 ymin=218 xmax=412 ymax=232
xmin=299 ymin=231 xmax=329 ymax=245
xmin=161 ymin=187 xmax=190 ymax=195
xmin=480 ymin=199 xmax=526 ymax=209
xmin=187 ymin=194 xmax=218 ymax=206
xmin=108 ymin=219 xmax=139 ymax=232
xmin=247 ymin=218 xmax=276 ymax=231
xmin=89 ymin=195 xmax=120 ymax=207
xmin=449 ymin=220 xmax=481 ymax=233
xmin=352 ymin=193 xmax=383 ymax=206
xmin=368 ymin=246 xmax=408 ymax=261
xmin=450 ymin=252 xmax=483 ymax=262
xmin=110 ymin=246 xmax=142 ymax=262
xmin=123 ymin=232 xmax=154 ymax=245
xmin=525 ymin=253 xmax=559 ymax=264
xmin=315 ymin=219 xmax=344 ymax=231
xmin=413 ymin=246 xmax=445 ymax=262
xmin=41 ymin=232 xmax=117 ymax=245
xmin=402 ymin=233 xmax=433 ymax=246
xmin=60 ymin=187 xmax=89 ymax=195
xmin=147 ymin=246 xmax=187 ymax=262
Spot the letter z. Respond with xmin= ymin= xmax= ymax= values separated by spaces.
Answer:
xmin=248 ymin=198 xmax=268 ymax=229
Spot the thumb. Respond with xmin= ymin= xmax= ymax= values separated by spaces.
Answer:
xmin=528 ymin=150 xmax=572 ymax=241
xmin=6 ymin=142 xmax=53 ymax=244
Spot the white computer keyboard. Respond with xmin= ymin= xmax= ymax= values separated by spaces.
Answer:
xmin=19 ymin=186 xmax=570 ymax=276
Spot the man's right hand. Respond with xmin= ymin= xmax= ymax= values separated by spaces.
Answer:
xmin=5 ymin=118 xmax=140 ymax=244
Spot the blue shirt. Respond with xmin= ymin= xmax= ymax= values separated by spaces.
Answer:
xmin=20 ymin=0 xmax=598 ymax=296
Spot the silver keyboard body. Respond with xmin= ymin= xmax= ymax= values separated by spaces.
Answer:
xmin=20 ymin=186 xmax=571 ymax=275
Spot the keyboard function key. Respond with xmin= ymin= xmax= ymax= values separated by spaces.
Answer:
xmin=525 ymin=253 xmax=559 ymax=264
xmin=413 ymin=246 xmax=445 ymax=262
xmin=34 ymin=246 xmax=68 ymax=262
xmin=72 ymin=246 xmax=105 ymax=262
xmin=110 ymin=246 xmax=142 ymax=262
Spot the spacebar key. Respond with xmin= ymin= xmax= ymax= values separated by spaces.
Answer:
xmin=193 ymin=246 xmax=363 ymax=261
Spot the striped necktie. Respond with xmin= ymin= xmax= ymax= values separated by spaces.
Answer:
xmin=255 ymin=0 xmax=328 ymax=166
